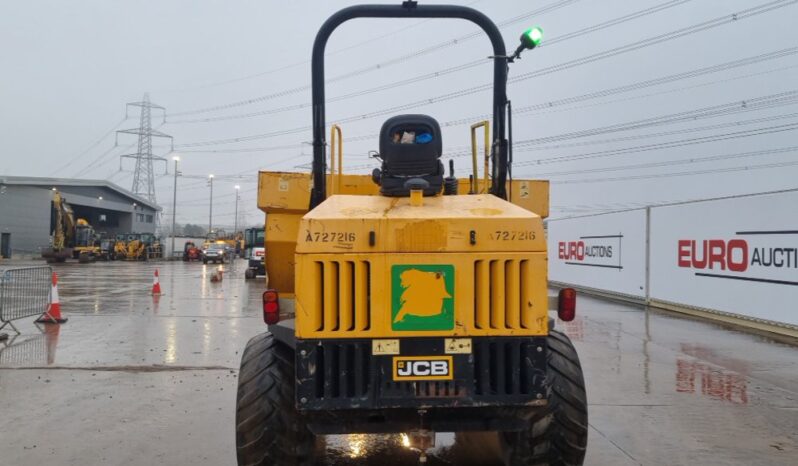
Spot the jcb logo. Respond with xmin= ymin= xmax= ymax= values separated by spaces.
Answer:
xmin=393 ymin=356 xmax=453 ymax=381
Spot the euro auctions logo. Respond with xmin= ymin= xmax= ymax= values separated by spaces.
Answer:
xmin=559 ymin=241 xmax=614 ymax=261
xmin=677 ymin=230 xmax=798 ymax=286
xmin=558 ymin=234 xmax=623 ymax=270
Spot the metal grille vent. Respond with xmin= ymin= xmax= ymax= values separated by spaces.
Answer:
xmin=314 ymin=260 xmax=371 ymax=333
xmin=473 ymin=259 xmax=533 ymax=330
xmin=473 ymin=340 xmax=542 ymax=396
xmin=312 ymin=342 xmax=371 ymax=399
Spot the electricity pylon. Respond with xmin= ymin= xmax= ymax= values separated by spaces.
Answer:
xmin=116 ymin=93 xmax=173 ymax=204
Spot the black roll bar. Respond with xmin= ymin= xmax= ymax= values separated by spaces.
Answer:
xmin=310 ymin=2 xmax=509 ymax=208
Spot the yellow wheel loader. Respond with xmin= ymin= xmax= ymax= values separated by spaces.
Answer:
xmin=235 ymin=4 xmax=587 ymax=465
xmin=114 ymin=234 xmax=128 ymax=260
xmin=123 ymin=234 xmax=147 ymax=261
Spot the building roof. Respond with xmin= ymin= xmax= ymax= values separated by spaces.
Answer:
xmin=0 ymin=175 xmax=161 ymax=211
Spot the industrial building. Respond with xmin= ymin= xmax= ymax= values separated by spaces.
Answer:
xmin=0 ymin=176 xmax=160 ymax=258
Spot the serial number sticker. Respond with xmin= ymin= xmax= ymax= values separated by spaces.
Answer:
xmin=304 ymin=231 xmax=356 ymax=242
xmin=393 ymin=356 xmax=453 ymax=381
xmin=492 ymin=230 xmax=536 ymax=241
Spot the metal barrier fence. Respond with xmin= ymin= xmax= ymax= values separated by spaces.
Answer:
xmin=0 ymin=266 xmax=52 ymax=334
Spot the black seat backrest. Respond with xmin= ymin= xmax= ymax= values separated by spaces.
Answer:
xmin=376 ymin=114 xmax=443 ymax=196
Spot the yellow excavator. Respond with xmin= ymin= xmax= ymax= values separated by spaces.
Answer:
xmin=41 ymin=191 xmax=100 ymax=263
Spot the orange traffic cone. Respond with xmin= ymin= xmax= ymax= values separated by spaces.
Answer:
xmin=151 ymin=269 xmax=162 ymax=295
xmin=36 ymin=272 xmax=67 ymax=324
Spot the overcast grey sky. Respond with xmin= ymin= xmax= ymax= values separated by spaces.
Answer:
xmin=1 ymin=0 xmax=797 ymax=227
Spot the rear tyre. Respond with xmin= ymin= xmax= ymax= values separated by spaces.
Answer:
xmin=236 ymin=332 xmax=316 ymax=466
xmin=501 ymin=330 xmax=588 ymax=466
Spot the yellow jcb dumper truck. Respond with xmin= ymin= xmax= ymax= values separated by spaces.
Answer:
xmin=236 ymin=4 xmax=587 ymax=465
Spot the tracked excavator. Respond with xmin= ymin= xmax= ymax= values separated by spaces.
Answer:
xmin=41 ymin=191 xmax=100 ymax=263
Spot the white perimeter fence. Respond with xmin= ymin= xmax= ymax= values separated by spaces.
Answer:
xmin=548 ymin=189 xmax=798 ymax=335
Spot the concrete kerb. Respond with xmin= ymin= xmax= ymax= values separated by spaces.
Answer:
xmin=550 ymin=280 xmax=798 ymax=341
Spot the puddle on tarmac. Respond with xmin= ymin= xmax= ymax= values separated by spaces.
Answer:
xmin=322 ymin=432 xmax=502 ymax=465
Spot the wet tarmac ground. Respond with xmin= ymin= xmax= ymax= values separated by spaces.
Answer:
xmin=1 ymin=259 xmax=796 ymax=465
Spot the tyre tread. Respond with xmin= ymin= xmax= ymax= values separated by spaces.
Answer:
xmin=235 ymin=332 xmax=315 ymax=466
xmin=503 ymin=330 xmax=588 ymax=466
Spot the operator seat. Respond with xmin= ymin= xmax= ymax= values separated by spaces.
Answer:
xmin=372 ymin=114 xmax=444 ymax=196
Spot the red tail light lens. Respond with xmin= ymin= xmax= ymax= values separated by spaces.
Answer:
xmin=262 ymin=289 xmax=279 ymax=325
xmin=558 ymin=288 xmax=576 ymax=322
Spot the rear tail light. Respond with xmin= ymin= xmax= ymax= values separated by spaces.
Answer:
xmin=558 ymin=288 xmax=576 ymax=322
xmin=263 ymin=289 xmax=280 ymax=325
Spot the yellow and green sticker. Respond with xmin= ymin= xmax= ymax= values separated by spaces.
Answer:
xmin=391 ymin=264 xmax=455 ymax=331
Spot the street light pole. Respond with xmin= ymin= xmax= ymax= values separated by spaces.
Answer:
xmin=234 ymin=185 xmax=240 ymax=234
xmin=171 ymin=156 xmax=180 ymax=257
xmin=208 ymin=174 xmax=214 ymax=234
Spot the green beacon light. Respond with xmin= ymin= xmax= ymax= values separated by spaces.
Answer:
xmin=511 ymin=26 xmax=543 ymax=61
xmin=524 ymin=26 xmax=544 ymax=47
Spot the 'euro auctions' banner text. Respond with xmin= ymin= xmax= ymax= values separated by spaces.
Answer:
xmin=548 ymin=209 xmax=647 ymax=298
xmin=650 ymin=190 xmax=798 ymax=327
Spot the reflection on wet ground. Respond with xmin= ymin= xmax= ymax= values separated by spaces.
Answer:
xmin=1 ymin=260 xmax=796 ymax=465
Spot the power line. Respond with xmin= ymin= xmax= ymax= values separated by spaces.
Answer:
xmin=390 ymin=61 xmax=798 ymax=157
xmin=512 ymin=111 xmax=798 ymax=155
xmin=166 ymin=0 xmax=581 ymax=116
xmin=438 ymin=51 xmax=798 ymax=129
xmin=513 ymin=89 xmax=798 ymax=150
xmin=516 ymin=122 xmax=798 ymax=168
xmin=153 ymin=0 xmax=485 ymax=93
xmin=508 ymin=0 xmax=798 ymax=85
xmin=169 ymin=82 xmax=798 ymax=187
xmin=167 ymin=0 xmax=693 ymax=124
xmin=73 ymin=143 xmax=128 ymax=178
xmin=50 ymin=116 xmax=128 ymax=176
xmin=553 ymin=159 xmax=798 ymax=185
xmin=521 ymin=146 xmax=798 ymax=178
xmin=342 ymin=0 xmax=798 ymax=124
xmin=168 ymin=51 xmax=798 ymax=164
xmin=335 ymin=90 xmax=798 ymax=171
xmin=170 ymin=0 xmax=798 ymax=148
xmin=73 ymin=121 xmax=168 ymax=179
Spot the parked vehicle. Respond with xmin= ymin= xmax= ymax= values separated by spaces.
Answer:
xmin=243 ymin=227 xmax=265 ymax=279
xmin=98 ymin=238 xmax=117 ymax=261
xmin=202 ymin=243 xmax=227 ymax=264
xmin=183 ymin=241 xmax=201 ymax=262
